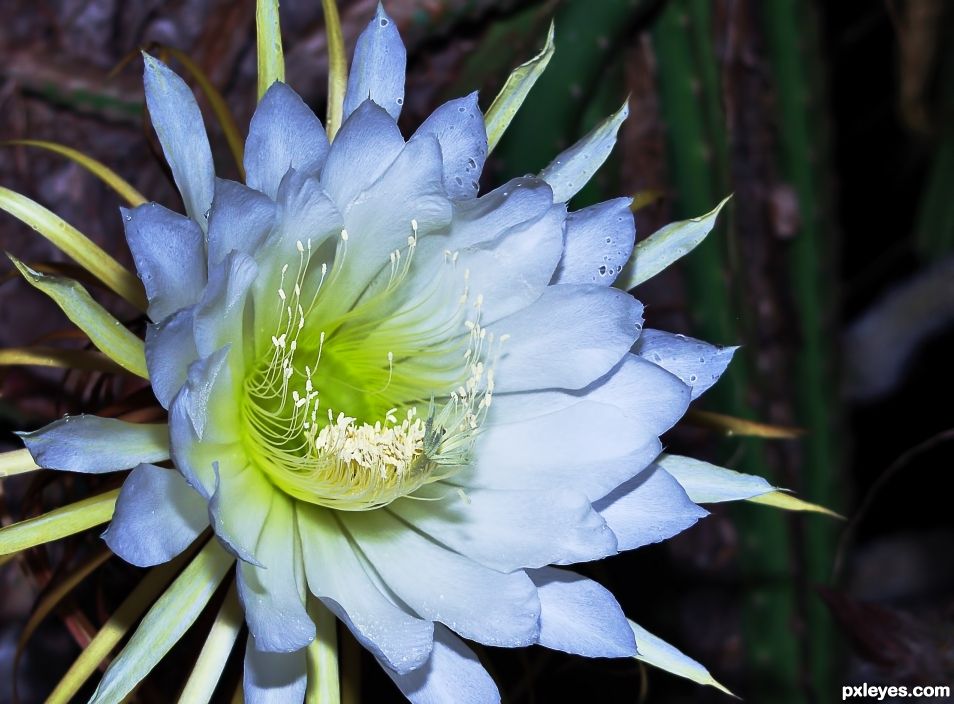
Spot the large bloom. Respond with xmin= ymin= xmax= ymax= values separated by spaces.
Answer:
xmin=2 ymin=5 xmax=828 ymax=702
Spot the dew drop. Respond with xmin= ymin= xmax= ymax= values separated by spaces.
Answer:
xmin=605 ymin=237 xmax=612 ymax=244
xmin=688 ymin=374 xmax=698 ymax=383
xmin=467 ymin=157 xmax=477 ymax=169
xmin=455 ymin=176 xmax=464 ymax=186
xmin=598 ymin=265 xmax=607 ymax=275
xmin=379 ymin=17 xmax=389 ymax=26
xmin=396 ymin=97 xmax=404 ymax=106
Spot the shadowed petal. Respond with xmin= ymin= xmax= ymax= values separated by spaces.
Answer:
xmin=207 ymin=178 xmax=276 ymax=268
xmin=343 ymin=4 xmax=406 ymax=121
xmin=102 ymin=464 xmax=207 ymax=566
xmin=243 ymin=637 xmax=307 ymax=704
xmin=144 ymin=306 xmax=198 ymax=409
xmin=245 ymin=82 xmax=330 ymax=199
xmin=142 ymin=54 xmax=214 ymax=228
xmin=18 ymin=415 xmax=168 ymax=473
xmin=553 ymin=198 xmax=635 ymax=286
xmin=594 ymin=466 xmax=708 ymax=550
xmin=529 ymin=567 xmax=636 ymax=658
xmin=634 ymin=329 xmax=737 ymax=400
xmin=381 ymin=625 xmax=500 ymax=704
xmin=413 ymin=93 xmax=487 ymax=200
xmin=123 ymin=203 xmax=206 ymax=322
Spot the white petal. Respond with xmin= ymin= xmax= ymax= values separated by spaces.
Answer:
xmin=540 ymin=101 xmax=628 ymax=203
xmin=320 ymin=100 xmax=404 ymax=210
xmin=594 ymin=466 xmax=707 ymax=550
xmin=237 ymin=495 xmax=315 ymax=653
xmin=657 ymin=454 xmax=774 ymax=503
xmin=18 ymin=415 xmax=168 ymax=473
xmin=634 ymin=329 xmax=737 ymax=400
xmin=207 ymin=178 xmax=276 ymax=268
xmin=244 ymin=82 xmax=329 ymax=199
xmin=343 ymin=4 xmax=406 ymax=121
xmin=273 ymin=170 xmax=343 ymax=252
xmin=341 ymin=509 xmax=540 ymax=647
xmin=122 ymin=203 xmax=206 ymax=322
xmin=529 ymin=567 xmax=636 ymax=658
xmin=144 ymin=306 xmax=198 ymax=409
xmin=490 ymin=285 xmax=642 ymax=392
xmin=243 ymin=637 xmax=307 ymax=704
xmin=553 ymin=198 xmax=635 ymax=286
xmin=142 ymin=54 xmax=214 ymax=228
xmin=381 ymin=625 xmax=500 ymax=704
xmin=468 ymin=401 xmax=662 ymax=501
xmin=102 ymin=464 xmax=207 ymax=567
xmin=178 ymin=346 xmax=237 ymax=441
xmin=414 ymin=93 xmax=487 ymax=200
xmin=391 ymin=486 xmax=616 ymax=572
xmin=297 ymin=505 xmax=433 ymax=674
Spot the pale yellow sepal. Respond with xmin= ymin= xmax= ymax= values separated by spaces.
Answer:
xmin=484 ymin=22 xmax=555 ymax=154
xmin=90 ymin=540 xmax=235 ymax=703
xmin=1 ymin=140 xmax=146 ymax=207
xmin=0 ymin=448 xmax=39 ymax=479
xmin=256 ymin=0 xmax=285 ymax=100
xmin=46 ymin=548 xmax=196 ymax=704
xmin=686 ymin=408 xmax=804 ymax=439
xmin=322 ymin=0 xmax=347 ymax=141
xmin=0 ymin=346 xmax=123 ymax=374
xmin=0 ymin=187 xmax=146 ymax=309
xmin=0 ymin=488 xmax=119 ymax=556
xmin=749 ymin=490 xmax=844 ymax=519
xmin=10 ymin=258 xmax=149 ymax=379
xmin=178 ymin=580 xmax=243 ymax=704
xmin=617 ymin=194 xmax=732 ymax=290
xmin=306 ymin=598 xmax=341 ymax=704
xmin=629 ymin=619 xmax=737 ymax=697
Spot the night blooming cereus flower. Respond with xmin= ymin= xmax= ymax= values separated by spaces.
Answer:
xmin=0 ymin=2 xmax=836 ymax=702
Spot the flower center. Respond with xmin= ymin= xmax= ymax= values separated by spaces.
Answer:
xmin=239 ymin=227 xmax=494 ymax=510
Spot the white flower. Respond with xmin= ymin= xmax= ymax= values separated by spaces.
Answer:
xmin=1 ymin=4 xmax=830 ymax=702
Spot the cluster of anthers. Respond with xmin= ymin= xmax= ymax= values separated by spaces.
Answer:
xmin=239 ymin=220 xmax=500 ymax=510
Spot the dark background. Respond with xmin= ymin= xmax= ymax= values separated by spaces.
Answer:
xmin=1 ymin=1 xmax=952 ymax=702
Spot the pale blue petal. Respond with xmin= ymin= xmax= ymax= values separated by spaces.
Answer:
xmin=381 ymin=625 xmax=500 ymax=704
xmin=414 ymin=93 xmax=487 ymax=200
xmin=490 ymin=285 xmax=643 ymax=392
xmin=122 ymin=203 xmax=206 ymax=322
xmin=594 ymin=466 xmax=707 ymax=550
xmin=245 ymin=82 xmax=330 ymax=200
xmin=208 ymin=460 xmax=272 ymax=565
xmin=298 ymin=505 xmax=434 ymax=674
xmin=320 ymin=100 xmax=404 ymax=210
xmin=243 ymin=637 xmax=306 ymax=704
xmin=343 ymin=4 xmax=406 ymax=121
xmin=529 ymin=567 xmax=636 ymax=658
xmin=237 ymin=495 xmax=315 ymax=653
xmin=553 ymin=198 xmax=635 ymax=286
xmin=207 ymin=178 xmax=276 ymax=268
xmin=391 ymin=486 xmax=616 ymax=573
xmin=341 ymin=510 xmax=540 ymax=647
xmin=273 ymin=170 xmax=343 ymax=252
xmin=144 ymin=306 xmax=197 ymax=409
xmin=657 ymin=454 xmax=774 ymax=503
xmin=193 ymin=250 xmax=257 ymax=360
xmin=142 ymin=54 xmax=214 ymax=228
xmin=102 ymin=464 xmax=207 ymax=567
xmin=540 ymin=101 xmax=628 ymax=203
xmin=178 ymin=346 xmax=236 ymax=441
xmin=18 ymin=415 xmax=168 ymax=473
xmin=469 ymin=402 xmax=662 ymax=501
xmin=634 ymin=329 xmax=737 ymax=400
